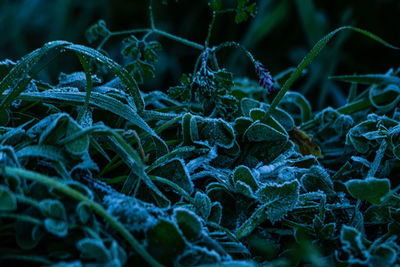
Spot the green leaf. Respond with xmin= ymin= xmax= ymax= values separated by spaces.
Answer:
xmin=149 ymin=158 xmax=193 ymax=194
xmin=0 ymin=185 xmax=17 ymax=211
xmin=194 ymin=191 xmax=212 ymax=219
xmin=232 ymin=165 xmax=259 ymax=192
xmin=236 ymin=180 xmax=299 ymax=239
xmin=121 ymin=35 xmax=140 ymax=58
xmin=256 ymin=180 xmax=299 ymax=223
xmin=235 ymin=181 xmax=255 ymax=198
xmin=345 ymin=177 xmax=390 ymax=205
xmin=234 ymin=117 xmax=253 ymax=135
xmin=38 ymin=113 xmax=69 ymax=144
xmin=174 ymin=208 xmax=202 ymax=241
xmin=300 ymin=166 xmax=335 ymax=196
xmin=76 ymin=202 xmax=92 ymax=224
xmin=235 ymin=11 xmax=248 ymax=24
xmin=77 ymin=238 xmax=110 ymax=262
xmin=208 ymin=202 xmax=222 ymax=224
xmin=244 ymin=121 xmax=288 ymax=143
xmin=139 ymin=60 xmax=156 ymax=79
xmin=195 ymin=117 xmax=235 ymax=149
xmin=146 ymin=219 xmax=186 ymax=265
xmin=65 ymin=119 xmax=89 ymax=156
xmin=209 ymin=0 xmax=222 ymax=11
xmin=39 ymin=199 xmax=67 ymax=220
xmin=85 ymin=20 xmax=109 ymax=43
xmin=176 ymin=245 xmax=221 ymax=266
xmin=249 ymin=108 xmax=265 ymax=121
xmin=44 ymin=218 xmax=68 ymax=237
xmin=281 ymin=92 xmax=312 ymax=123
xmin=0 ymin=41 xmax=145 ymax=112
xmin=15 ymin=222 xmax=44 ymax=250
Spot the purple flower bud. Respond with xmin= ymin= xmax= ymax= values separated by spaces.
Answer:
xmin=255 ymin=61 xmax=275 ymax=93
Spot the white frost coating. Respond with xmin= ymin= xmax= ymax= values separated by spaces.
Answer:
xmin=186 ymin=146 xmax=218 ymax=173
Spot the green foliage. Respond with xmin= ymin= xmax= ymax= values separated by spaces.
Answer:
xmin=1 ymin=1 xmax=400 ymax=266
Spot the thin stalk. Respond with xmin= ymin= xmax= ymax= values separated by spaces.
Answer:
xmin=149 ymin=0 xmax=156 ymax=30
xmin=149 ymin=175 xmax=194 ymax=203
xmin=75 ymin=52 xmax=92 ymax=123
xmin=262 ymin=26 xmax=399 ymax=123
xmin=153 ymin=29 xmax=204 ymax=50
xmin=213 ymin=41 xmax=256 ymax=64
xmin=205 ymin=11 xmax=216 ymax=47
xmin=0 ymin=213 xmax=43 ymax=226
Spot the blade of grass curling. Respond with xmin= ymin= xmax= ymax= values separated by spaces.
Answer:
xmin=0 ymin=41 xmax=144 ymax=112
xmin=262 ymin=26 xmax=400 ymax=122
xmin=14 ymin=91 xmax=168 ymax=153
xmin=75 ymin=52 xmax=93 ymax=123
xmin=0 ymin=166 xmax=163 ymax=267
xmin=0 ymin=41 xmax=69 ymax=95
xmin=0 ymin=41 xmax=70 ymax=110
xmin=0 ymin=53 xmax=60 ymax=112
xmin=64 ymin=43 xmax=144 ymax=112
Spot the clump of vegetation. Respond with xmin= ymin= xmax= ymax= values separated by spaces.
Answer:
xmin=1 ymin=0 xmax=400 ymax=266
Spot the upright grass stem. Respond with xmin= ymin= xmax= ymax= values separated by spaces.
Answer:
xmin=262 ymin=26 xmax=399 ymax=122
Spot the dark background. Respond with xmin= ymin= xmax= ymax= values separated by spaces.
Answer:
xmin=1 ymin=0 xmax=399 ymax=109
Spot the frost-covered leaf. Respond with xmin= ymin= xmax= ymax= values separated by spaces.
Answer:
xmin=77 ymin=238 xmax=110 ymax=262
xmin=64 ymin=119 xmax=89 ymax=156
xmin=146 ymin=219 xmax=186 ymax=265
xmin=256 ymin=180 xmax=300 ymax=223
xmin=232 ymin=165 xmax=259 ymax=192
xmin=121 ymin=35 xmax=140 ymax=59
xmin=174 ymin=208 xmax=202 ymax=241
xmin=44 ymin=218 xmax=68 ymax=237
xmin=339 ymin=225 xmax=369 ymax=264
xmin=149 ymin=158 xmax=193 ymax=194
xmin=236 ymin=180 xmax=299 ymax=239
xmin=85 ymin=20 xmax=109 ymax=43
xmin=39 ymin=199 xmax=67 ymax=220
xmin=0 ymin=185 xmax=17 ymax=211
xmin=76 ymin=202 xmax=92 ymax=224
xmin=39 ymin=199 xmax=69 ymax=237
xmin=208 ymin=202 xmax=222 ymax=224
xmin=345 ymin=177 xmax=390 ymax=205
xmin=244 ymin=121 xmax=287 ymax=143
xmin=194 ymin=117 xmax=235 ymax=149
xmin=300 ymin=165 xmax=335 ymax=196
xmin=32 ymin=113 xmax=69 ymax=144
xmin=235 ymin=181 xmax=255 ymax=198
xmin=194 ymin=191 xmax=212 ymax=219
xmin=176 ymin=245 xmax=221 ymax=267
xmin=15 ymin=222 xmax=44 ymax=250
xmin=234 ymin=117 xmax=253 ymax=135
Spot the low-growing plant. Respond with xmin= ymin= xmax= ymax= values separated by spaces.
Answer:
xmin=1 ymin=0 xmax=400 ymax=266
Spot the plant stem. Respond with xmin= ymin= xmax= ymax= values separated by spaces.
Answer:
xmin=149 ymin=0 xmax=156 ymax=30
xmin=214 ymin=41 xmax=256 ymax=64
xmin=75 ymin=52 xmax=92 ymax=123
xmin=153 ymin=28 xmax=204 ymax=50
xmin=205 ymin=11 xmax=216 ymax=47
